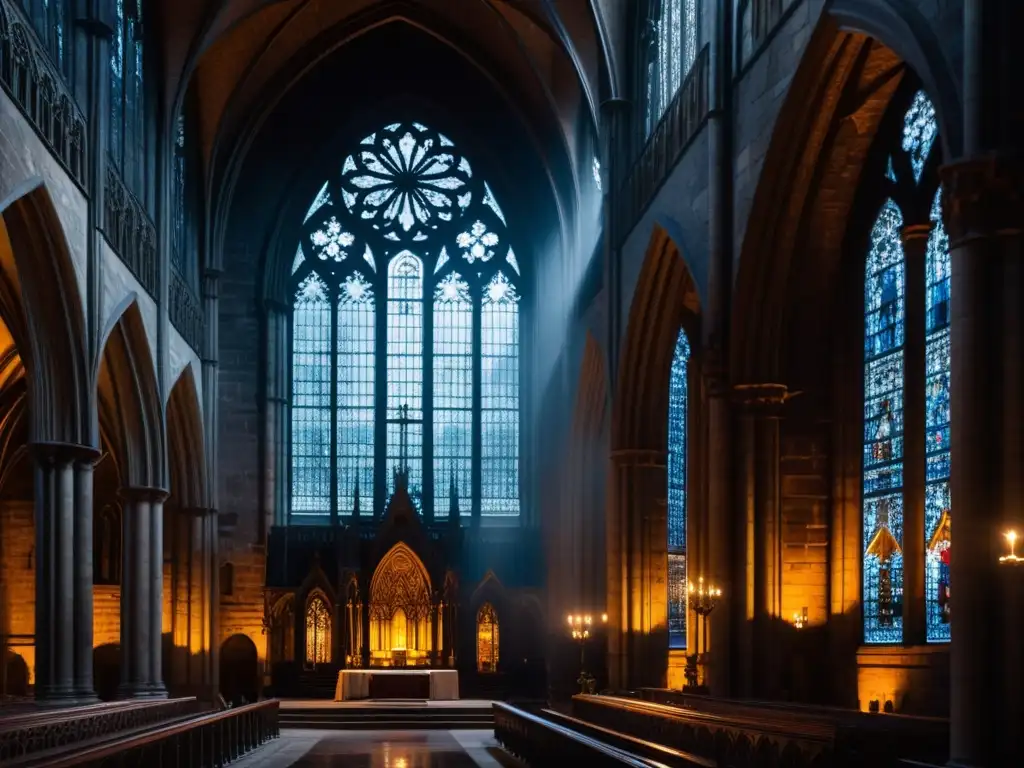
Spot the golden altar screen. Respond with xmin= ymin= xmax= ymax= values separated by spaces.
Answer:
xmin=368 ymin=543 xmax=433 ymax=666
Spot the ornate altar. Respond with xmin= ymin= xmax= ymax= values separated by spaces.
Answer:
xmin=368 ymin=542 xmax=435 ymax=666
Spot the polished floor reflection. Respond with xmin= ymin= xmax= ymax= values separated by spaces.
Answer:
xmin=231 ymin=729 xmax=516 ymax=767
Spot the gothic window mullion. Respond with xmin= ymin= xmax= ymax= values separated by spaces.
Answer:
xmin=471 ymin=292 xmax=483 ymax=523
xmin=374 ymin=274 xmax=388 ymax=520
xmin=329 ymin=295 xmax=340 ymax=526
xmin=423 ymin=274 xmax=436 ymax=522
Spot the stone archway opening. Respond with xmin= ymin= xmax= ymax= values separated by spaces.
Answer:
xmin=219 ymin=634 xmax=259 ymax=705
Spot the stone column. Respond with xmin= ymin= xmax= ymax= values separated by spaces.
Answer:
xmin=942 ymin=1 xmax=1024 ymax=764
xmin=201 ymin=269 xmax=221 ymax=701
xmin=732 ymin=384 xmax=786 ymax=697
xmin=33 ymin=443 xmax=100 ymax=704
xmin=599 ymin=97 xmax=631 ymax=392
xmin=900 ymin=225 xmax=930 ymax=646
xmin=608 ymin=449 xmax=668 ymax=689
xmin=119 ymin=487 xmax=169 ymax=698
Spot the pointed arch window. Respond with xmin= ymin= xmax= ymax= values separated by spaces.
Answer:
xmin=642 ymin=0 xmax=702 ymax=138
xmin=289 ymin=122 xmax=522 ymax=522
xmin=110 ymin=0 xmax=147 ymax=199
xmin=861 ymin=90 xmax=950 ymax=645
xmin=17 ymin=1 xmax=67 ymax=73
xmin=476 ymin=603 xmax=499 ymax=673
xmin=305 ymin=594 xmax=332 ymax=665
xmin=667 ymin=328 xmax=690 ymax=649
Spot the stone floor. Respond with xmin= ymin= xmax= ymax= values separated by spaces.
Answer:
xmin=231 ymin=729 xmax=521 ymax=767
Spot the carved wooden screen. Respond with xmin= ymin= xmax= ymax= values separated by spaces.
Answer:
xmin=476 ymin=603 xmax=499 ymax=673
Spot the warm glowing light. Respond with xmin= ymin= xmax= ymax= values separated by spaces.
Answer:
xmin=1000 ymin=529 xmax=1023 ymax=565
xmin=792 ymin=612 xmax=806 ymax=630
xmin=566 ymin=614 xmax=573 ymax=625
xmin=601 ymin=613 xmax=608 ymax=623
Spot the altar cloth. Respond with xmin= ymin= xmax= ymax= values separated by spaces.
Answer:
xmin=334 ymin=669 xmax=460 ymax=701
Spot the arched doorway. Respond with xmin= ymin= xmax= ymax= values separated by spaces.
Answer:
xmin=220 ymin=634 xmax=259 ymax=704
xmin=368 ymin=543 xmax=433 ymax=667
xmin=93 ymin=644 xmax=121 ymax=701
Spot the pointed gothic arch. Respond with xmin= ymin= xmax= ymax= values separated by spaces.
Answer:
xmin=368 ymin=542 xmax=433 ymax=665
xmin=96 ymin=298 xmax=165 ymax=489
xmin=167 ymin=364 xmax=207 ymax=509
xmin=0 ymin=180 xmax=90 ymax=445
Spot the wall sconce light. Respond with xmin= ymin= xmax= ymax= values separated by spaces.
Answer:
xmin=792 ymin=607 xmax=808 ymax=629
xmin=567 ymin=611 xmax=607 ymax=694
xmin=999 ymin=529 xmax=1023 ymax=565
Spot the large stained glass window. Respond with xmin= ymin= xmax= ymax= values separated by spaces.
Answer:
xmin=861 ymin=89 xmax=949 ymax=645
xmin=667 ymin=328 xmax=690 ymax=649
xmin=19 ymin=1 xmax=66 ymax=74
xmin=644 ymin=0 xmax=701 ymax=137
xmin=290 ymin=122 xmax=522 ymax=521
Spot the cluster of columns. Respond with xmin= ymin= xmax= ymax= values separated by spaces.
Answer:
xmin=33 ymin=448 xmax=172 ymax=702
xmin=943 ymin=4 xmax=1024 ymax=766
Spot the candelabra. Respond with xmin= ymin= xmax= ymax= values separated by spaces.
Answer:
xmin=687 ymin=577 xmax=721 ymax=689
xmin=567 ymin=612 xmax=607 ymax=694
xmin=1000 ymin=529 xmax=1023 ymax=565
xmin=792 ymin=607 xmax=808 ymax=629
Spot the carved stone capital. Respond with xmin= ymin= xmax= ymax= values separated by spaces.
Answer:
xmin=901 ymin=223 xmax=932 ymax=246
xmin=31 ymin=441 xmax=102 ymax=468
xmin=731 ymin=383 xmax=789 ymax=415
xmin=940 ymin=153 xmax=1024 ymax=246
xmin=118 ymin=486 xmax=170 ymax=505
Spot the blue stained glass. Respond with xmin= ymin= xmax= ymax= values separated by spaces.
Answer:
xmin=924 ymin=188 xmax=951 ymax=641
xmin=481 ymin=272 xmax=520 ymax=516
xmin=110 ymin=0 xmax=124 ymax=164
xmin=902 ymin=91 xmax=937 ymax=183
xmin=433 ymin=273 xmax=473 ymax=518
xmin=646 ymin=1 xmax=700 ymax=138
xmin=863 ymin=198 xmax=906 ymax=644
xmin=291 ymin=274 xmax=332 ymax=517
xmin=668 ymin=328 xmax=690 ymax=649
xmin=337 ymin=272 xmax=375 ymax=518
xmin=386 ymin=252 xmax=424 ymax=505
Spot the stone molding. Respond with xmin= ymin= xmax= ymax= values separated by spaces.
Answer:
xmin=118 ymin=485 xmax=170 ymax=504
xmin=731 ymin=383 xmax=790 ymax=414
xmin=30 ymin=441 xmax=102 ymax=465
xmin=940 ymin=152 xmax=1024 ymax=246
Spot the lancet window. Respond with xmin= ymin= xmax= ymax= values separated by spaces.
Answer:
xmin=290 ymin=122 xmax=522 ymax=522
xmin=667 ymin=328 xmax=690 ymax=649
xmin=109 ymin=0 xmax=147 ymax=199
xmin=17 ymin=1 xmax=66 ymax=73
xmin=641 ymin=0 xmax=702 ymax=138
xmin=862 ymin=90 xmax=950 ymax=644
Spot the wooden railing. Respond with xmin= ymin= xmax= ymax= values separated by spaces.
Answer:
xmin=37 ymin=699 xmax=279 ymax=768
xmin=170 ymin=265 xmax=204 ymax=354
xmin=493 ymin=702 xmax=675 ymax=767
xmin=0 ymin=698 xmax=199 ymax=764
xmin=618 ymin=44 xmax=710 ymax=245
xmin=104 ymin=162 xmax=158 ymax=297
xmin=0 ymin=0 xmax=87 ymax=190
xmin=541 ymin=708 xmax=715 ymax=767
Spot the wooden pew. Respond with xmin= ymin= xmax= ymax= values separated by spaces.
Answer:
xmin=540 ymin=708 xmax=716 ymax=768
xmin=0 ymin=698 xmax=198 ymax=764
xmin=493 ymin=702 xmax=687 ymax=767
xmin=21 ymin=700 xmax=279 ymax=768
xmin=636 ymin=689 xmax=948 ymax=766
xmin=573 ymin=694 xmax=948 ymax=768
